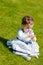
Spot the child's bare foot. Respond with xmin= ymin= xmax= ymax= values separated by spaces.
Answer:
xmin=23 ymin=55 xmax=31 ymax=61
xmin=26 ymin=56 xmax=31 ymax=61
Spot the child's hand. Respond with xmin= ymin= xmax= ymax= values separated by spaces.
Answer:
xmin=29 ymin=34 xmax=35 ymax=39
xmin=31 ymin=35 xmax=36 ymax=41
xmin=28 ymin=34 xmax=36 ymax=41
xmin=31 ymin=37 xmax=36 ymax=41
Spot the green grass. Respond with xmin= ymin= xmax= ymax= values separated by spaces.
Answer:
xmin=0 ymin=0 xmax=43 ymax=65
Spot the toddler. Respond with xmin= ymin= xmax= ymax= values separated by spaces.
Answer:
xmin=7 ymin=16 xmax=39 ymax=60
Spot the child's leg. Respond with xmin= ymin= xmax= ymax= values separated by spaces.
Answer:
xmin=30 ymin=41 xmax=39 ymax=58
xmin=12 ymin=43 xmax=31 ymax=54
xmin=13 ymin=51 xmax=31 ymax=60
xmin=12 ymin=40 xmax=31 ymax=55
xmin=32 ymin=41 xmax=39 ymax=52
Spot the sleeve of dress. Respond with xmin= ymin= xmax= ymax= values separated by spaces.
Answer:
xmin=17 ymin=30 xmax=28 ymax=41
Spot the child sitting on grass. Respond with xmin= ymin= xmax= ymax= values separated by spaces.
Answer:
xmin=7 ymin=16 xmax=39 ymax=60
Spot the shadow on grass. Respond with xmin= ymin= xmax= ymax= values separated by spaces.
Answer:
xmin=0 ymin=37 xmax=13 ymax=52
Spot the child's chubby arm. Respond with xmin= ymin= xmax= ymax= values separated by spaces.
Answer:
xmin=28 ymin=34 xmax=37 ymax=41
xmin=27 ymin=29 xmax=37 ymax=41
xmin=32 ymin=35 xmax=37 ymax=41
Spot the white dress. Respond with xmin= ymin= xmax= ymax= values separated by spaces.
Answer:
xmin=7 ymin=28 xmax=39 ymax=57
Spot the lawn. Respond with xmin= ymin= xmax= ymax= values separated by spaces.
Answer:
xmin=0 ymin=0 xmax=43 ymax=65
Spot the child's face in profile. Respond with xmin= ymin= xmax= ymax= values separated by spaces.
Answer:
xmin=23 ymin=21 xmax=34 ymax=33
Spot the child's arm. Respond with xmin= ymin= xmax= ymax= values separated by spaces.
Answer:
xmin=17 ymin=30 xmax=29 ymax=41
xmin=31 ymin=35 xmax=37 ymax=41
xmin=29 ymin=34 xmax=37 ymax=41
xmin=28 ymin=30 xmax=37 ymax=41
